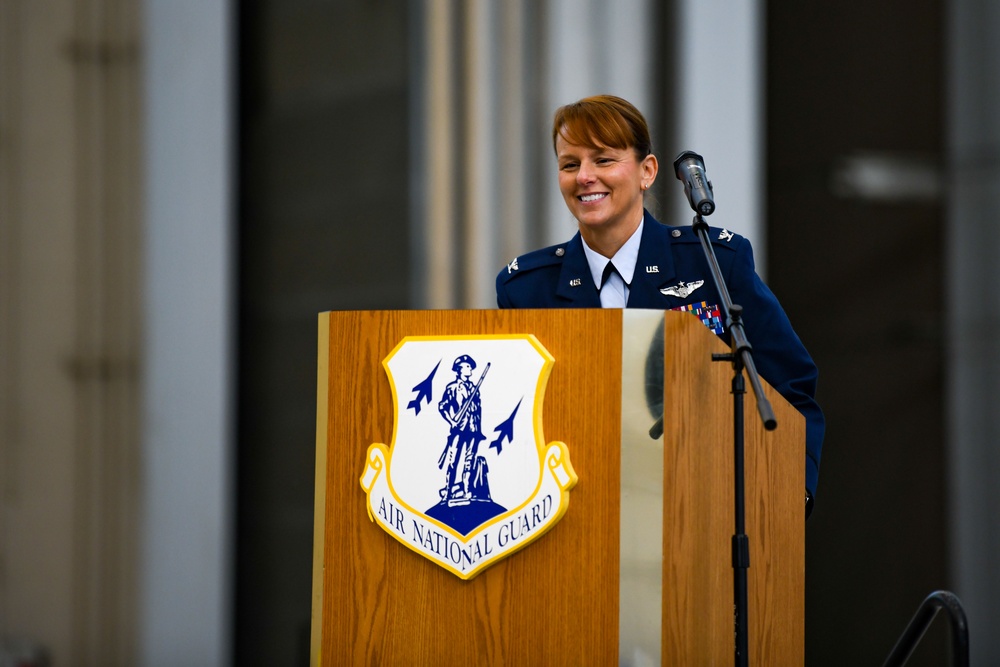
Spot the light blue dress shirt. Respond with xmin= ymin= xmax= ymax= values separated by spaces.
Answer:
xmin=580 ymin=217 xmax=644 ymax=308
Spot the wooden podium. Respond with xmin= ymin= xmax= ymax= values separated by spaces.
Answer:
xmin=312 ymin=309 xmax=804 ymax=666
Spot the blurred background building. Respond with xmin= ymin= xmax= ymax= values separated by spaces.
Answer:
xmin=1 ymin=0 xmax=998 ymax=665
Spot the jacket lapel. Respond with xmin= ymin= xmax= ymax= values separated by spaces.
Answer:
xmin=626 ymin=212 xmax=678 ymax=309
xmin=555 ymin=233 xmax=602 ymax=307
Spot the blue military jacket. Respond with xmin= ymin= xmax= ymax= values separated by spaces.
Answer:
xmin=496 ymin=210 xmax=825 ymax=502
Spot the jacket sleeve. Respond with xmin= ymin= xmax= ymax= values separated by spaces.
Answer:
xmin=496 ymin=270 xmax=512 ymax=308
xmin=725 ymin=236 xmax=826 ymax=503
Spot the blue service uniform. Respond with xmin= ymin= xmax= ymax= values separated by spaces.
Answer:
xmin=496 ymin=209 xmax=824 ymax=507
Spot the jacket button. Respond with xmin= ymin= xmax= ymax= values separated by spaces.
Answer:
xmin=671 ymin=229 xmax=681 ymax=238
xmin=555 ymin=248 xmax=565 ymax=256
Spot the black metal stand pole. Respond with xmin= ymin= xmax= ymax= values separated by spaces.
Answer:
xmin=692 ymin=213 xmax=777 ymax=667
xmin=731 ymin=358 xmax=750 ymax=667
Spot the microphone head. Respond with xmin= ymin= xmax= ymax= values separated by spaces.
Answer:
xmin=672 ymin=150 xmax=716 ymax=216
xmin=672 ymin=150 xmax=704 ymax=176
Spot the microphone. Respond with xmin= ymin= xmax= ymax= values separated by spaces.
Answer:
xmin=673 ymin=151 xmax=716 ymax=216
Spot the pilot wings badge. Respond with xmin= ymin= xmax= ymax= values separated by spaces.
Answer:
xmin=360 ymin=334 xmax=577 ymax=580
xmin=660 ymin=279 xmax=704 ymax=298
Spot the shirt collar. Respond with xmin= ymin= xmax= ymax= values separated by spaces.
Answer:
xmin=581 ymin=217 xmax=644 ymax=288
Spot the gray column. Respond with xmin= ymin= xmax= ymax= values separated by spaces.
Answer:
xmin=140 ymin=0 xmax=233 ymax=665
xmin=947 ymin=2 xmax=1000 ymax=664
xmin=675 ymin=0 xmax=765 ymax=266
xmin=414 ymin=0 xmax=459 ymax=308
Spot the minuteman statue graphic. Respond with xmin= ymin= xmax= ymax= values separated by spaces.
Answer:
xmin=436 ymin=355 xmax=489 ymax=505
xmin=427 ymin=355 xmax=506 ymax=533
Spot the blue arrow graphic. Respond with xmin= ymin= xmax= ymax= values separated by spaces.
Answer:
xmin=406 ymin=360 xmax=441 ymax=415
xmin=490 ymin=398 xmax=522 ymax=454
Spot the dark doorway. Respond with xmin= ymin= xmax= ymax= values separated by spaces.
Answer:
xmin=766 ymin=3 xmax=949 ymax=664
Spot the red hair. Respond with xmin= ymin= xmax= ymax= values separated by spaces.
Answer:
xmin=552 ymin=95 xmax=653 ymax=159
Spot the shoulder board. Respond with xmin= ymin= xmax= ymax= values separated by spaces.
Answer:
xmin=498 ymin=243 xmax=567 ymax=283
xmin=666 ymin=224 xmax=745 ymax=249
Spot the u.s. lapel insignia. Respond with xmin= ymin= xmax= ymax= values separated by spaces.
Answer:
xmin=659 ymin=279 xmax=705 ymax=298
xmin=718 ymin=228 xmax=735 ymax=242
xmin=360 ymin=335 xmax=577 ymax=580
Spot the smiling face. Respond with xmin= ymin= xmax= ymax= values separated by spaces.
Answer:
xmin=556 ymin=132 xmax=658 ymax=244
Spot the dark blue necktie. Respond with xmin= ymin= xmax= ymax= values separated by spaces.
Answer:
xmin=600 ymin=261 xmax=627 ymax=307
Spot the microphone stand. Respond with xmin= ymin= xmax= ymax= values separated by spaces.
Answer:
xmin=691 ymin=212 xmax=777 ymax=667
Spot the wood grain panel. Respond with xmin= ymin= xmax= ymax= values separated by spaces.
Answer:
xmin=661 ymin=312 xmax=805 ymax=665
xmin=313 ymin=309 xmax=623 ymax=666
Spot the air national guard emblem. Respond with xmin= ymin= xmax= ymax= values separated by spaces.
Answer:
xmin=360 ymin=335 xmax=577 ymax=579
